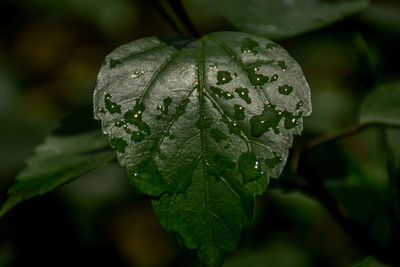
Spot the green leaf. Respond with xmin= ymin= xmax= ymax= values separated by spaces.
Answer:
xmin=360 ymin=81 xmax=400 ymax=126
xmin=93 ymin=31 xmax=311 ymax=266
xmin=217 ymin=0 xmax=369 ymax=40
xmin=0 ymin=112 xmax=116 ymax=217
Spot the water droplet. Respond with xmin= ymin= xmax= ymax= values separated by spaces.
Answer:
xmin=210 ymin=86 xmax=234 ymax=99
xmin=240 ymin=38 xmax=259 ymax=55
xmin=266 ymin=43 xmax=278 ymax=50
xmin=270 ymin=74 xmax=279 ymax=82
xmin=235 ymin=87 xmax=251 ymax=104
xmin=110 ymin=138 xmax=127 ymax=153
xmin=238 ymin=152 xmax=265 ymax=183
xmin=130 ymin=70 xmax=144 ymax=78
xmin=284 ymin=114 xmax=298 ymax=129
xmin=278 ymin=61 xmax=287 ymax=71
xmin=278 ymin=85 xmax=293 ymax=95
xmin=216 ymin=71 xmax=232 ymax=85
xmin=296 ymin=101 xmax=303 ymax=109
xmin=233 ymin=104 xmax=245 ymax=120
xmin=247 ymin=71 xmax=269 ymax=86
xmin=156 ymin=97 xmax=172 ymax=120
xmin=250 ymin=104 xmax=282 ymax=136
xmin=125 ymin=100 xmax=151 ymax=136
xmin=209 ymin=63 xmax=218 ymax=69
xmin=99 ymin=108 xmax=106 ymax=114
xmin=104 ymin=93 xmax=121 ymax=114
xmin=115 ymin=121 xmax=124 ymax=127
xmin=221 ymin=116 xmax=241 ymax=136
xmin=131 ymin=131 xmax=145 ymax=142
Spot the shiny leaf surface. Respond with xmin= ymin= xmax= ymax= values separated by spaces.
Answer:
xmin=93 ymin=31 xmax=311 ymax=266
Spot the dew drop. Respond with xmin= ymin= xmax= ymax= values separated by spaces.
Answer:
xmin=266 ymin=43 xmax=278 ymax=50
xmin=296 ymin=101 xmax=303 ymax=109
xmin=247 ymin=71 xmax=269 ymax=86
xmin=156 ymin=97 xmax=172 ymax=120
xmin=124 ymin=100 xmax=151 ymax=135
xmin=131 ymin=131 xmax=145 ymax=142
xmin=238 ymin=152 xmax=264 ymax=183
xmin=250 ymin=104 xmax=282 ymax=136
xmin=115 ymin=121 xmax=124 ymax=127
xmin=278 ymin=61 xmax=287 ymax=71
xmin=278 ymin=85 xmax=293 ymax=95
xmin=235 ymin=87 xmax=251 ymax=104
xmin=131 ymin=70 xmax=144 ymax=78
xmin=216 ymin=71 xmax=232 ymax=85
xmin=221 ymin=116 xmax=241 ymax=136
xmin=233 ymin=104 xmax=245 ymax=120
xmin=104 ymin=93 xmax=121 ymax=114
xmin=270 ymin=74 xmax=279 ymax=82
xmin=240 ymin=38 xmax=259 ymax=55
xmin=210 ymin=86 xmax=234 ymax=99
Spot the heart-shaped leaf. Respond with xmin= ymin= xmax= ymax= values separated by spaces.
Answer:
xmin=217 ymin=0 xmax=369 ymax=40
xmin=94 ymin=31 xmax=311 ymax=266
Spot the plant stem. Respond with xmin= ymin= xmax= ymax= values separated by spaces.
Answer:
xmin=166 ymin=0 xmax=200 ymax=38
xmin=149 ymin=0 xmax=184 ymax=34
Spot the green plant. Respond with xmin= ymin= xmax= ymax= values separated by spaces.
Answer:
xmin=1 ymin=0 xmax=400 ymax=266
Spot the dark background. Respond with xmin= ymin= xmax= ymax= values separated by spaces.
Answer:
xmin=0 ymin=0 xmax=399 ymax=266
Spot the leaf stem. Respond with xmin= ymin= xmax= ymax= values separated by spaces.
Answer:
xmin=166 ymin=0 xmax=201 ymax=38
xmin=149 ymin=0 xmax=184 ymax=34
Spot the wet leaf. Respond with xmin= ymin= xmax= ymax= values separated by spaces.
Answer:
xmin=93 ymin=31 xmax=311 ymax=266
xmin=360 ymin=81 xmax=400 ymax=126
xmin=217 ymin=0 xmax=369 ymax=40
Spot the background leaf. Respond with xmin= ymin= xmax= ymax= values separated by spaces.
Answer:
xmin=94 ymin=31 xmax=311 ymax=266
xmin=217 ymin=0 xmax=369 ymax=40
xmin=0 ymin=109 xmax=116 ymax=217
xmin=360 ymin=81 xmax=400 ymax=126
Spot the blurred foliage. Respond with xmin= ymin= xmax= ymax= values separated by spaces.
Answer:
xmin=0 ymin=0 xmax=399 ymax=266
